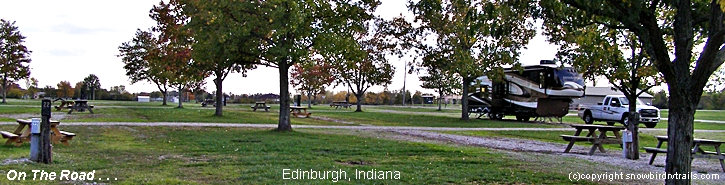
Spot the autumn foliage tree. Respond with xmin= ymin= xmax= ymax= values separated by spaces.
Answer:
xmin=0 ymin=19 xmax=32 ymax=103
xmin=151 ymin=0 xmax=207 ymax=108
xmin=290 ymin=56 xmax=334 ymax=108
xmin=56 ymin=81 xmax=74 ymax=99
xmin=119 ymin=29 xmax=172 ymax=105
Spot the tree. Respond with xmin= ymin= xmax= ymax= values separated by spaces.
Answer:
xmin=408 ymin=0 xmax=537 ymax=120
xmin=290 ymin=56 xmax=334 ymax=108
xmin=119 ymin=29 xmax=172 ymax=106
xmin=24 ymin=77 xmax=38 ymax=99
xmin=183 ymin=0 xmax=378 ymax=131
xmin=151 ymin=0 xmax=208 ymax=109
xmin=0 ymin=19 xmax=32 ymax=103
xmin=74 ymin=81 xmax=85 ymax=99
xmin=540 ymin=1 xmax=725 ymax=184
xmin=328 ymin=19 xmax=396 ymax=112
xmin=184 ymin=0 xmax=259 ymax=116
xmin=56 ymin=81 xmax=74 ymax=99
xmin=83 ymin=74 xmax=101 ymax=100
xmin=544 ymin=20 xmax=663 ymax=159
xmin=420 ymin=62 xmax=461 ymax=111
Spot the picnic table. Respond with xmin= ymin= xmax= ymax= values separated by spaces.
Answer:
xmin=290 ymin=106 xmax=312 ymax=118
xmin=251 ymin=102 xmax=271 ymax=112
xmin=54 ymin=100 xmax=75 ymax=111
xmin=561 ymin=124 xmax=625 ymax=155
xmin=644 ymin=136 xmax=725 ymax=172
xmin=67 ymin=100 xmax=94 ymax=114
xmin=330 ymin=101 xmax=351 ymax=109
xmin=0 ymin=119 xmax=76 ymax=146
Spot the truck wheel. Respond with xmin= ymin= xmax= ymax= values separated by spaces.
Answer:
xmin=583 ymin=113 xmax=594 ymax=124
xmin=489 ymin=112 xmax=504 ymax=120
xmin=606 ymin=122 xmax=615 ymax=126
xmin=644 ymin=122 xmax=657 ymax=128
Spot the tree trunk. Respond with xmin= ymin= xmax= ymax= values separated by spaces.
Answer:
xmin=355 ymin=93 xmax=364 ymax=112
xmin=214 ymin=76 xmax=224 ymax=116
xmin=307 ymin=93 xmax=312 ymax=108
xmin=162 ymin=91 xmax=168 ymax=106
xmin=437 ymin=91 xmax=443 ymax=111
xmin=277 ymin=61 xmax=292 ymax=131
xmin=2 ymin=77 xmax=7 ymax=103
xmin=665 ymin=93 xmax=695 ymax=185
xmin=177 ymin=87 xmax=184 ymax=108
xmin=461 ymin=78 xmax=470 ymax=120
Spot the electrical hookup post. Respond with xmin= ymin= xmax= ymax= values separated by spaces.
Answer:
xmin=30 ymin=99 xmax=53 ymax=163
xmin=623 ymin=113 xmax=640 ymax=160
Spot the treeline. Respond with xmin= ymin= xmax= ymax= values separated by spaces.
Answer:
xmin=651 ymin=89 xmax=725 ymax=110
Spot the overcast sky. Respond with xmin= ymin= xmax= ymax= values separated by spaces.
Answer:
xmin=0 ymin=0 xmax=561 ymax=95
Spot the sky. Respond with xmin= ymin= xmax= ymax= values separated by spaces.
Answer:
xmin=0 ymin=0 xmax=565 ymax=96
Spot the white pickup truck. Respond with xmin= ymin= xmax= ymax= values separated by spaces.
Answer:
xmin=577 ymin=95 xmax=660 ymax=128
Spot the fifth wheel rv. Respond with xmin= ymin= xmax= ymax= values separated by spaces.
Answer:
xmin=468 ymin=60 xmax=585 ymax=121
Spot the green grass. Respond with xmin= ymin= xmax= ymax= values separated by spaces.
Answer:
xmin=0 ymin=126 xmax=592 ymax=184
xmin=660 ymin=110 xmax=725 ymax=121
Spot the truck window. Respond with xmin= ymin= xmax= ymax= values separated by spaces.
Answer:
xmin=603 ymin=97 xmax=610 ymax=106
xmin=620 ymin=98 xmax=629 ymax=105
xmin=611 ymin=98 xmax=619 ymax=106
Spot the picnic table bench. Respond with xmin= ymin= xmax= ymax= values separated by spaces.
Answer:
xmin=251 ymin=102 xmax=271 ymax=112
xmin=330 ymin=101 xmax=351 ymax=109
xmin=2 ymin=119 xmax=76 ymax=146
xmin=67 ymin=100 xmax=94 ymax=114
xmin=290 ymin=106 xmax=312 ymax=118
xmin=644 ymin=136 xmax=725 ymax=172
xmin=561 ymin=124 xmax=625 ymax=155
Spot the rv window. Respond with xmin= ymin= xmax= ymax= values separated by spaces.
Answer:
xmin=539 ymin=72 xmax=545 ymax=88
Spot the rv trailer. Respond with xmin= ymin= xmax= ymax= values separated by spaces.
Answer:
xmin=468 ymin=60 xmax=585 ymax=121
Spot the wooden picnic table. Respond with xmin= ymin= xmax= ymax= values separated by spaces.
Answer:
xmin=54 ymin=100 xmax=75 ymax=111
xmin=0 ymin=119 xmax=76 ymax=146
xmin=644 ymin=136 xmax=725 ymax=172
xmin=290 ymin=106 xmax=312 ymax=118
xmin=561 ymin=124 xmax=625 ymax=155
xmin=251 ymin=102 xmax=271 ymax=112
xmin=68 ymin=100 xmax=94 ymax=114
xmin=330 ymin=101 xmax=350 ymax=109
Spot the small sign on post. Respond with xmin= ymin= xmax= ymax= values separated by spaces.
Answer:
xmin=37 ymin=99 xmax=52 ymax=164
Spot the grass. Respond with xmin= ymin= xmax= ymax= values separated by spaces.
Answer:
xmin=0 ymin=126 xmax=593 ymax=185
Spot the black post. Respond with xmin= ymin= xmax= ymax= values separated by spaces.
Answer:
xmin=39 ymin=99 xmax=52 ymax=163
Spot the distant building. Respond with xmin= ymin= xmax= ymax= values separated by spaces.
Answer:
xmin=137 ymin=96 xmax=150 ymax=102
xmin=443 ymin=95 xmax=461 ymax=104
xmin=572 ymin=87 xmax=654 ymax=108
xmin=422 ymin=93 xmax=435 ymax=104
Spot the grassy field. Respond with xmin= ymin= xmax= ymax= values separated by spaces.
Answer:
xmin=0 ymin=126 xmax=592 ymax=185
